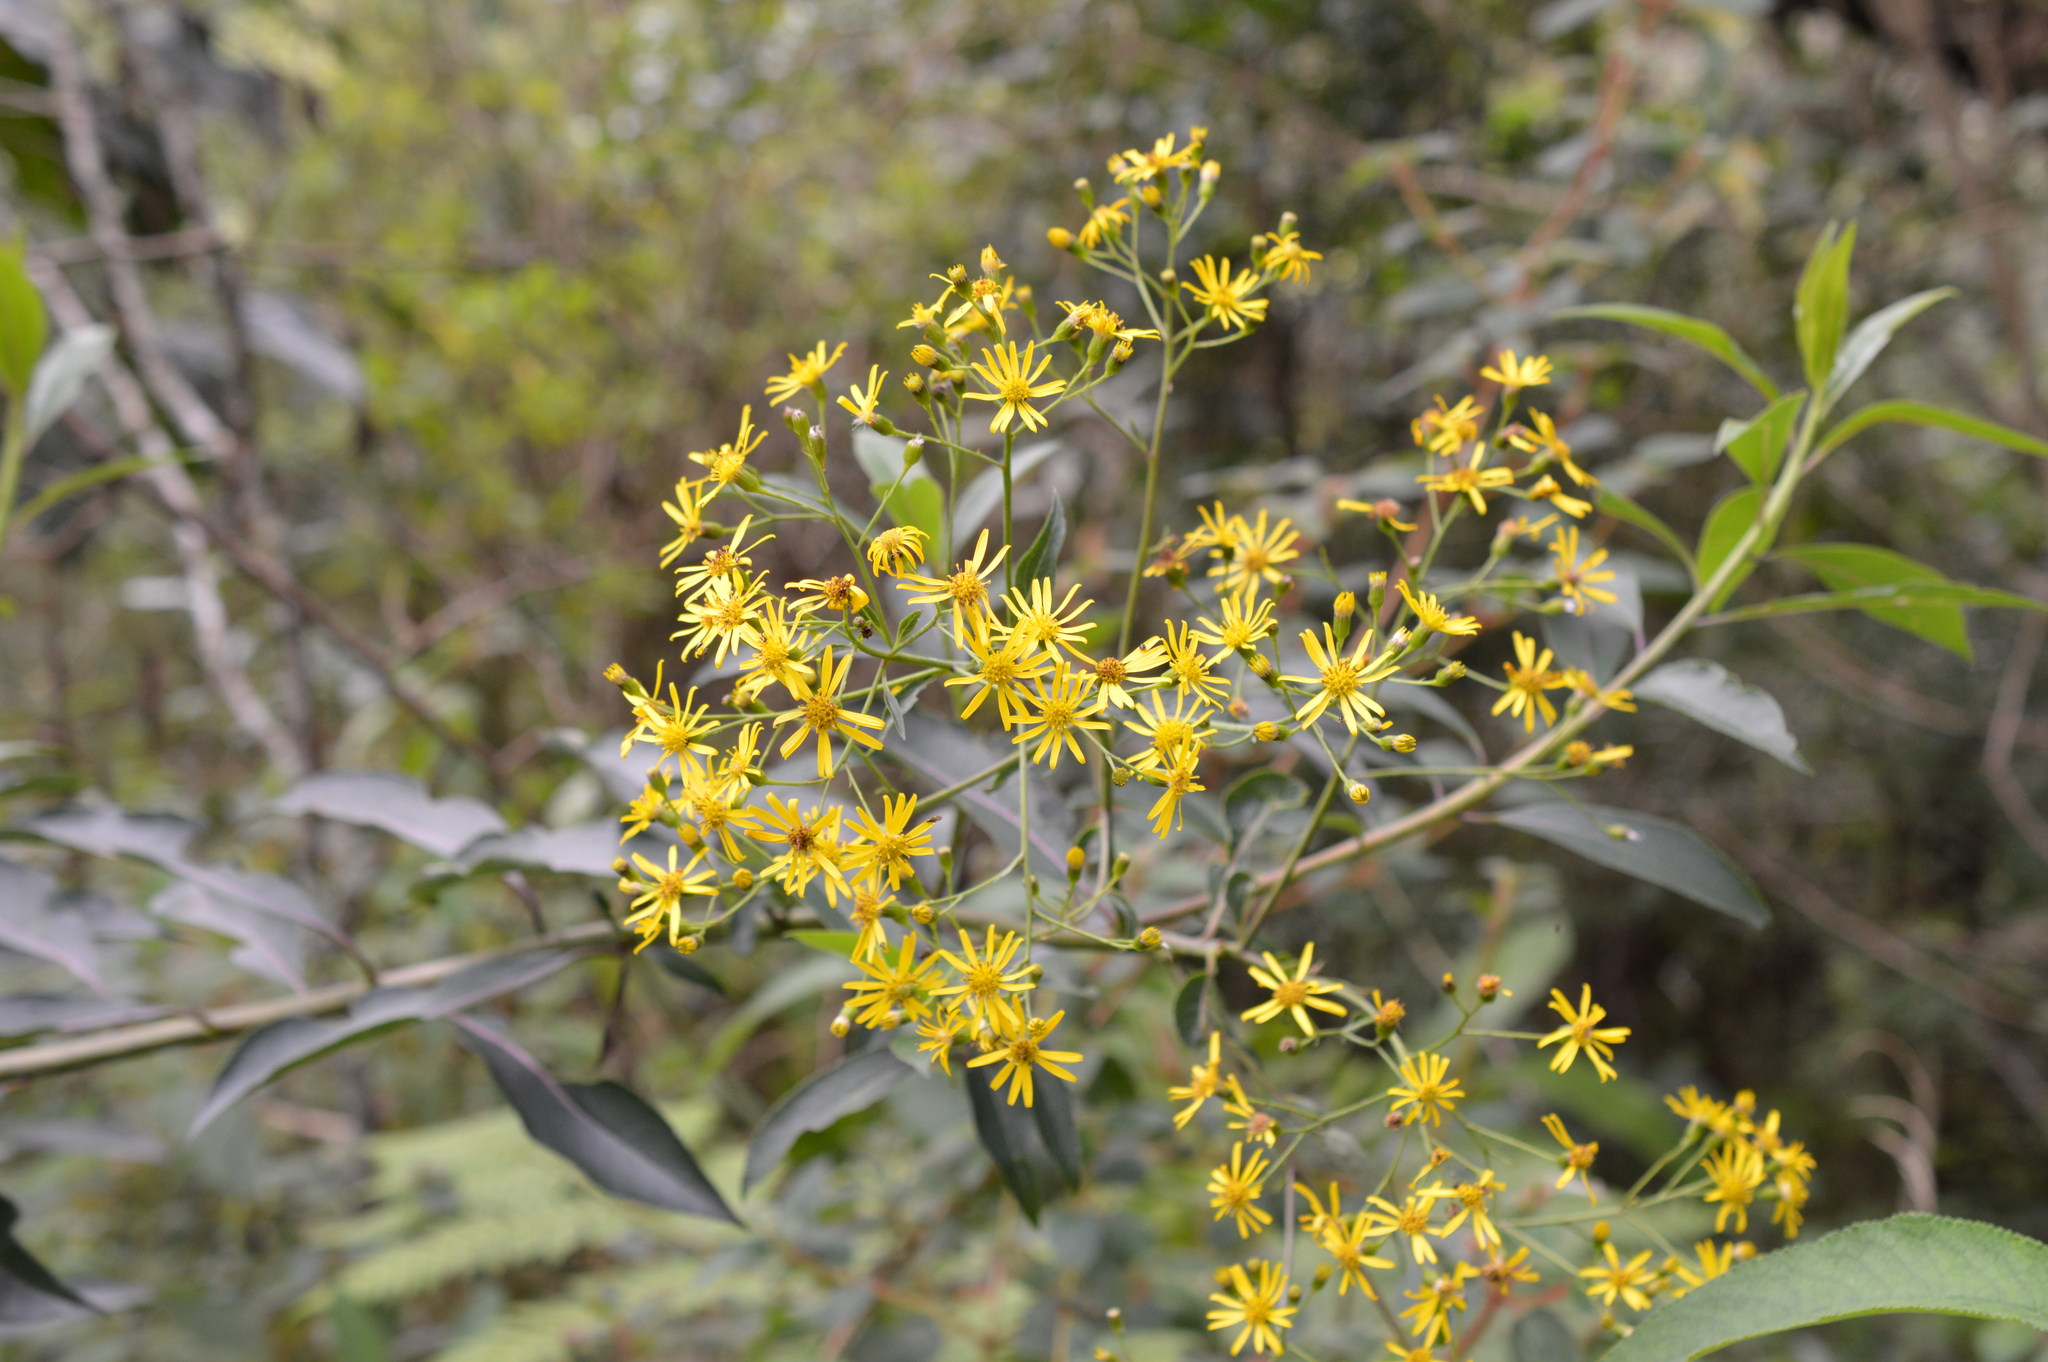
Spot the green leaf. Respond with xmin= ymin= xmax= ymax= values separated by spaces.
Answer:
xmin=1603 ymin=1214 xmax=2048 ymax=1362
xmin=956 ymin=438 xmax=1060 ymax=538
xmin=743 ymin=1049 xmax=913 ymax=1192
xmin=1494 ymin=801 xmax=1768 ymax=927
xmin=1812 ymin=399 xmax=2048 ymax=465
xmin=1794 ymin=220 xmax=1856 ymax=393
xmin=0 ymin=240 xmax=47 ymax=402
xmin=1633 ymin=659 xmax=1811 ymax=774
xmin=21 ymin=325 xmax=113 ymax=447
xmin=1822 ymin=286 xmax=1955 ymax=410
xmin=1551 ymin=304 xmax=1777 ymax=400
xmin=1706 ymin=582 xmax=2048 ymax=629
xmin=851 ymin=426 xmax=944 ymax=551
xmin=962 ymin=1060 xmax=1043 ymax=1222
xmin=1223 ymin=768 xmax=1308 ymax=846
xmin=1776 ymin=543 xmax=1972 ymax=659
xmin=330 ymin=1294 xmax=390 ymax=1362
xmin=1009 ymin=491 xmax=1067 ymax=593
xmin=272 ymin=770 xmax=508 ymax=858
xmin=1714 ymin=390 xmax=1805 ymax=487
xmin=786 ymin=929 xmax=860 ymax=958
xmin=1029 ymin=1069 xmax=1084 ymax=1191
xmin=1597 ymin=488 xmax=1697 ymax=585
xmin=1695 ymin=486 xmax=1764 ymax=608
xmin=1172 ymin=973 xmax=1211 ymax=1047
xmin=0 ymin=1194 xmax=95 ymax=1324
xmin=6 ymin=454 xmax=172 ymax=532
xmin=1511 ymin=1310 xmax=1580 ymax=1362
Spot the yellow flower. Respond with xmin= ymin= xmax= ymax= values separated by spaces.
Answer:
xmin=688 ymin=405 xmax=767 ymax=486
xmin=1703 ymin=1138 xmax=1766 ymax=1233
xmin=658 ymin=476 xmax=713 ymax=567
xmin=1421 ymin=1171 xmax=1502 ymax=1250
xmin=618 ymin=783 xmax=669 ymax=841
xmin=1146 ymin=747 xmax=1205 ymax=836
xmin=945 ymin=611 xmax=1050 ymax=729
xmin=771 ymin=646 xmax=886 ymax=778
xmin=1418 ymin=443 xmax=1517 ymax=514
xmin=866 ymin=524 xmax=929 ymax=577
xmin=1550 ymin=526 xmax=1619 ymax=613
xmin=1506 ymin=409 xmax=1595 ymax=486
xmin=997 ymin=576 xmax=1097 ymax=662
xmin=674 ymin=752 xmax=748 ymax=858
xmin=1077 ymin=198 xmax=1131 ymax=248
xmin=896 ymin=528 xmax=1008 ymax=641
xmin=846 ymin=885 xmax=897 ymax=962
xmin=1184 ymin=501 xmax=1245 ymax=555
xmin=837 ymin=364 xmax=888 ymax=426
xmin=1192 ymin=590 xmax=1277 ymax=663
xmin=844 ymin=792 xmax=937 ymax=890
xmin=1665 ymin=1084 xmax=1730 ymax=1131
xmin=1492 ymin=632 xmax=1565 ymax=732
xmin=1364 ymin=1194 xmax=1444 ymax=1266
xmin=1528 ymin=473 xmax=1591 ymax=519
xmin=671 ymin=573 xmax=767 ymax=665
xmin=933 ymin=926 xmax=1034 ymax=1030
xmin=1159 ymin=618 xmax=1233 ymax=708
xmin=842 ymin=934 xmax=942 ymax=1029
xmin=1337 ymin=496 xmax=1419 ymax=532
xmin=737 ymin=793 xmax=847 ymax=900
xmin=764 ymin=340 xmax=846 ymax=403
xmin=914 ymin=1007 xmax=965 ymax=1074
xmin=1479 ymin=1246 xmax=1541 ymax=1296
xmin=1318 ymin=1208 xmax=1394 ymax=1298
xmin=1241 ymin=941 xmax=1347 ymax=1036
xmin=1537 ymin=984 xmax=1632 ymax=1081
xmin=716 ymin=722 xmax=764 ymax=801
xmin=1089 ymin=638 xmax=1168 ymax=709
xmin=1056 ymin=299 xmax=1160 ymax=344
xmin=1480 ymin=349 xmax=1553 ymax=391
xmin=621 ymin=845 xmax=718 ymax=954
xmin=1111 ymin=131 xmax=1196 ymax=185
xmin=1541 ymin=1113 xmax=1599 ymax=1201
xmin=1670 ymin=1239 xmax=1737 ymax=1298
xmin=963 ymin=340 xmax=1067 ymax=433
xmin=1206 ymin=509 xmax=1301 ymax=598
xmin=733 ymin=598 xmax=815 ymax=704
xmin=1286 ymin=623 xmax=1397 ymax=735
xmin=965 ymin=1009 xmax=1084 ymax=1106
xmin=785 ymin=573 xmax=870 ymax=615
xmin=1579 ymin=1242 xmax=1656 ymax=1312
xmin=1012 ymin=663 xmax=1112 ymax=769
xmin=1167 ymin=1031 xmax=1227 ymax=1130
xmin=1124 ymin=688 xmax=1215 ymax=775
xmin=1388 ymin=1051 xmax=1465 ymax=1127
xmin=1400 ymin=1264 xmax=1476 ymax=1347
xmin=1261 ymin=228 xmax=1323 ymax=284
xmin=1183 ymin=255 xmax=1268 ymax=332
xmin=1411 ymin=395 xmax=1482 ymax=455
xmin=895 ymin=298 xmax=944 ymax=332
xmin=1207 ymin=1142 xmax=1275 ymax=1238
xmin=620 ymin=676 xmax=718 ymax=769
xmin=1205 ymin=1259 xmax=1296 ymax=1359
xmin=1396 ymin=579 xmax=1480 ymax=637
xmin=1222 ymin=1074 xmax=1278 ymax=1147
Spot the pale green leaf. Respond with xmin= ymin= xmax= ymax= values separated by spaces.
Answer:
xmin=1794 ymin=220 xmax=1856 ymax=393
xmin=1695 ymin=486 xmax=1763 ymax=609
xmin=1822 ymin=286 xmax=1955 ymax=411
xmin=1597 ymin=488 xmax=1697 ymax=585
xmin=1776 ymin=543 xmax=1970 ymax=660
xmin=1812 ymin=399 xmax=2048 ymax=465
xmin=1714 ymin=390 xmax=1804 ymax=487
xmin=0 ymin=241 xmax=46 ymax=402
xmin=1552 ymin=304 xmax=1777 ymax=400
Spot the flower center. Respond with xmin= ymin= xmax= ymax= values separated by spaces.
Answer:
xmin=1096 ymin=657 xmax=1128 ymax=685
xmin=1321 ymin=663 xmax=1360 ymax=696
xmin=655 ymin=871 xmax=692 ymax=899
xmin=999 ymin=377 xmax=1035 ymax=404
xmin=1271 ymin=980 xmax=1311 ymax=1008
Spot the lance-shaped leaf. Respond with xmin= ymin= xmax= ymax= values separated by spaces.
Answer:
xmin=889 ymin=713 xmax=1072 ymax=877
xmin=456 ymin=822 xmax=651 ymax=877
xmin=962 ymin=1059 xmax=1043 ymax=1222
xmin=1696 ymin=486 xmax=1764 ymax=609
xmin=1495 ymin=801 xmax=1768 ymax=928
xmin=152 ymin=880 xmax=306 ymax=992
xmin=0 ymin=995 xmax=164 ymax=1041
xmin=1009 ymin=491 xmax=1067 ymax=593
xmin=1794 ymin=220 xmax=1856 ymax=393
xmin=743 ymin=1049 xmax=913 ymax=1193
xmin=21 ymin=325 xmax=114 ymax=449
xmin=1812 ymin=399 xmax=2048 ymax=465
xmin=0 ymin=860 xmax=107 ymax=995
xmin=1173 ymin=974 xmax=1212 ymax=1047
xmin=453 ymin=1015 xmax=739 ymax=1222
xmin=1029 ymin=1068 xmax=1084 ymax=1191
xmin=1714 ymin=390 xmax=1805 ymax=487
xmin=1604 ymin=1214 xmax=2048 ymax=1362
xmin=1706 ymin=581 xmax=2048 ymax=630
xmin=1776 ymin=543 xmax=1975 ymax=659
xmin=0 ymin=239 xmax=47 ymax=401
xmin=1551 ymin=304 xmax=1777 ymax=400
xmin=1634 ymin=659 xmax=1811 ymax=774
xmin=1821 ymin=286 xmax=1955 ymax=411
xmin=271 ymin=772 xmax=507 ymax=858
xmin=1597 ymin=488 xmax=1697 ymax=585
xmin=0 ymin=1193 xmax=94 ymax=1325
xmin=189 ymin=949 xmax=589 ymax=1135
xmin=955 ymin=439 xmax=1061 ymax=538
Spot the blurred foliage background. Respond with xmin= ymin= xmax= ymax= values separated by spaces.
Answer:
xmin=2 ymin=0 xmax=2048 ymax=1358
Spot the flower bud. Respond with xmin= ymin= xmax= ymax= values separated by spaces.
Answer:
xmin=1074 ymin=176 xmax=1094 ymax=206
xmin=1333 ymin=591 xmax=1356 ymax=620
xmin=946 ymin=264 xmax=968 ymax=286
xmin=1347 ymin=782 xmax=1372 ymax=805
xmin=1141 ymin=184 xmax=1163 ymax=209
xmin=1047 ymin=226 xmax=1075 ymax=250
xmin=1138 ymin=926 xmax=1163 ymax=950
xmin=911 ymin=902 xmax=934 ymax=924
xmin=902 ymin=372 xmax=925 ymax=396
xmin=911 ymin=344 xmax=940 ymax=367
xmin=1367 ymin=570 xmax=1387 ymax=615
xmin=1253 ymin=721 xmax=1280 ymax=742
xmin=1477 ymin=973 xmax=1504 ymax=1001
xmin=1441 ymin=971 xmax=1457 ymax=994
xmin=1278 ymin=210 xmax=1297 ymax=234
xmin=1158 ymin=266 xmax=1177 ymax=285
xmin=1434 ymin=660 xmax=1467 ymax=684
xmin=610 ymin=856 xmax=631 ymax=876
xmin=904 ymin=435 xmax=925 ymax=468
xmin=980 ymin=245 xmax=1005 ymax=277
xmin=1109 ymin=339 xmax=1133 ymax=368
xmin=1592 ymin=1220 xmax=1611 ymax=1245
xmin=1247 ymin=652 xmax=1273 ymax=679
xmin=1313 ymin=1262 xmax=1332 ymax=1288
xmin=782 ymin=406 xmax=810 ymax=433
xmin=677 ymin=934 xmax=700 ymax=954
xmin=1199 ymin=160 xmax=1221 ymax=197
xmin=1110 ymin=853 xmax=1130 ymax=884
xmin=830 ymin=1013 xmax=852 ymax=1038
xmin=677 ymin=822 xmax=702 ymax=848
xmin=1112 ymin=766 xmax=1130 ymax=786
xmin=1066 ymin=845 xmax=1086 ymax=878
xmin=1286 ymin=1282 xmax=1303 ymax=1305
xmin=732 ymin=868 xmax=755 ymax=891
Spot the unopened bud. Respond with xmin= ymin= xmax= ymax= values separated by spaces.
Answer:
xmin=603 ymin=662 xmax=629 ymax=686
xmin=1732 ymin=1241 xmax=1758 ymax=1261
xmin=1333 ymin=591 xmax=1356 ymax=620
xmin=830 ymin=1013 xmax=852 ymax=1038
xmin=1441 ymin=972 xmax=1457 ymax=994
xmin=782 ymin=406 xmax=810 ymax=432
xmin=610 ymin=857 xmax=631 ymax=876
xmin=1247 ymin=652 xmax=1273 ymax=679
xmin=1367 ymin=571 xmax=1388 ymax=615
xmin=1112 ymin=766 xmax=1131 ymax=786
xmin=732 ymin=868 xmax=755 ymax=891
xmin=911 ymin=902 xmax=934 ymax=924
xmin=1105 ymin=1306 xmax=1122 ymax=1324
xmin=904 ymin=436 xmax=925 ymax=467
xmin=1141 ymin=184 xmax=1163 ymax=209
xmin=1199 ymin=159 xmax=1221 ymax=192
xmin=1477 ymin=973 xmax=1503 ymax=1001
xmin=911 ymin=344 xmax=940 ymax=367
xmin=1313 ymin=1262 xmax=1332 ymax=1288
xmin=676 ymin=935 xmax=700 ymax=954
xmin=1347 ymin=782 xmax=1372 ymax=805
xmin=1047 ymin=226 xmax=1075 ymax=250
xmin=1391 ymin=733 xmax=1417 ymax=753
xmin=980 ymin=245 xmax=1005 ymax=277
xmin=1138 ymin=926 xmax=1163 ymax=950
xmin=946 ymin=264 xmax=968 ymax=286
xmin=1435 ymin=660 xmax=1467 ymax=683
xmin=1592 ymin=1220 xmax=1611 ymax=1244
xmin=902 ymin=372 xmax=925 ymax=395
xmin=1110 ymin=853 xmax=1130 ymax=884
xmin=1253 ymin=721 xmax=1280 ymax=742
xmin=1286 ymin=1282 xmax=1302 ymax=1305
xmin=1110 ymin=339 xmax=1133 ymax=366
xmin=1158 ymin=266 xmax=1176 ymax=285
xmin=1074 ymin=177 xmax=1094 ymax=205
xmin=1066 ymin=845 xmax=1087 ymax=877
xmin=677 ymin=822 xmax=702 ymax=848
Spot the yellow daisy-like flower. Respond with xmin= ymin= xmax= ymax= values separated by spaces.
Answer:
xmin=1541 ymin=1113 xmax=1600 ymax=1202
xmin=1206 ymin=509 xmax=1301 ymax=598
xmin=866 ymin=524 xmax=929 ymax=577
xmin=1364 ymin=1193 xmax=1444 ymax=1267
xmin=842 ymin=934 xmax=942 ymax=1030
xmin=1536 ymin=984 xmax=1632 ymax=1082
xmin=1419 ymin=443 xmax=1517 ymax=515
xmin=1241 ymin=941 xmax=1347 ymax=1036
xmin=617 ymin=783 xmax=669 ymax=842
xmin=1146 ymin=747 xmax=1206 ymax=836
xmin=1492 ymin=632 xmax=1565 ymax=732
xmin=1183 ymin=254 xmax=1269 ymax=332
xmin=688 ymin=405 xmax=767 ymax=486
xmin=1579 ymin=1243 xmax=1655 ymax=1313
xmin=1056 ymin=299 xmax=1161 ymax=345
xmin=764 ymin=339 xmax=846 ymax=403
xmin=1160 ymin=618 xmax=1233 ymax=708
xmin=1400 ymin=1264 xmax=1476 ymax=1348
xmin=1670 ymin=1239 xmax=1738 ymax=1298
xmin=845 ymin=885 xmax=898 ymax=963
xmin=1480 ymin=348 xmax=1553 ymax=391
xmin=1011 ymin=663 xmax=1112 ymax=769
xmin=896 ymin=528 xmax=1008 ymax=642
xmin=1479 ymin=1246 xmax=1541 ymax=1297
xmin=1337 ymin=496 xmax=1420 ymax=533
xmin=1396 ymin=579 xmax=1480 ymax=637
xmin=1420 ymin=1170 xmax=1503 ymax=1250
xmin=620 ymin=676 xmax=718 ymax=769
xmin=1528 ymin=473 xmax=1591 ymax=519
xmin=1703 ymin=1138 xmax=1767 ymax=1233
xmin=1387 ymin=1051 xmax=1466 ymax=1127
xmin=1206 ymin=1141 xmax=1275 ymax=1238
xmin=620 ymin=845 xmax=718 ymax=954
xmin=1192 ymin=589 xmax=1278 ymax=663
xmin=671 ymin=573 xmax=767 ymax=666
xmin=945 ymin=610 xmax=1050 ymax=729
xmin=1222 ymin=1074 xmax=1279 ymax=1147
xmin=997 ymin=577 xmax=1096 ymax=662
xmin=716 ymin=722 xmax=764 ymax=801
xmin=844 ymin=792 xmax=937 ymax=890
xmin=1549 ymin=525 xmax=1619 ymax=613
xmin=1411 ymin=395 xmax=1483 ymax=455
xmin=736 ymin=793 xmax=847 ymax=900
xmin=1317 ymin=1207 xmax=1394 ymax=1298
xmin=965 ymin=1009 xmax=1084 ymax=1106
xmin=658 ymin=476 xmax=713 ymax=567
xmin=1089 ymin=639 xmax=1168 ymax=709
xmin=1124 ymin=688 xmax=1214 ymax=775
xmin=1168 ymin=1031 xmax=1227 ymax=1130
xmin=934 ymin=926 xmax=1034 ymax=1031
xmin=1285 ymin=623 xmax=1398 ymax=735
xmin=962 ymin=340 xmax=1067 ymax=433
xmin=733 ymin=598 xmax=816 ymax=704
xmin=1076 ymin=197 xmax=1130 ymax=249
xmin=913 ymin=1007 xmax=965 ymax=1074
xmin=1206 ymin=1259 xmax=1297 ymax=1359
xmin=837 ymin=364 xmax=888 ymax=426
xmin=785 ymin=573 xmax=870 ymax=615
xmin=1260 ymin=228 xmax=1323 ymax=284
xmin=771 ymin=646 xmax=886 ymax=779
xmin=1506 ymin=409 xmax=1596 ymax=486
xmin=673 ymin=755 xmax=747 ymax=859
xmin=1110 ymin=130 xmax=1197 ymax=185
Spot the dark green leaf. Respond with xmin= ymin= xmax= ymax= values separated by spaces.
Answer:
xmin=1597 ymin=488 xmax=1697 ymax=584
xmin=744 ymin=1049 xmax=913 ymax=1192
xmin=1822 ymin=287 xmax=1955 ymax=410
xmin=1030 ymin=1070 xmax=1084 ymax=1191
xmin=0 ymin=240 xmax=47 ymax=402
xmin=1715 ymin=390 xmax=1805 ymax=486
xmin=650 ymin=950 xmax=724 ymax=994
xmin=1695 ymin=486 xmax=1764 ymax=608
xmin=272 ymin=771 xmax=508 ymax=858
xmin=1009 ymin=491 xmax=1067 ymax=593
xmin=1776 ymin=543 xmax=1972 ymax=659
xmin=787 ymin=929 xmax=860 ymax=957
xmin=1634 ymin=659 xmax=1811 ymax=774
xmin=1551 ymin=304 xmax=1777 ymax=399
xmin=0 ymin=1194 xmax=94 ymax=1323
xmin=1794 ymin=220 xmax=1856 ymax=393
xmin=1604 ymin=1214 xmax=2048 ymax=1362
xmin=1173 ymin=974 xmax=1210 ymax=1047
xmin=21 ymin=325 xmax=113 ymax=447
xmin=1510 ymin=1309 xmax=1580 ymax=1362
xmin=455 ymin=1015 xmax=740 ymax=1222
xmin=1495 ymin=801 xmax=1768 ymax=927
xmin=962 ymin=1060 xmax=1042 ymax=1222
xmin=1814 ymin=398 xmax=2048 ymax=464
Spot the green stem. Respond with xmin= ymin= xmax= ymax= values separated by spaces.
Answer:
xmin=0 ymin=411 xmax=28 ymax=559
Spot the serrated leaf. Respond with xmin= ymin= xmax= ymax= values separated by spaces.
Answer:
xmin=1776 ymin=543 xmax=1972 ymax=659
xmin=1173 ymin=974 xmax=1210 ymax=1047
xmin=1603 ymin=1214 xmax=2048 ymax=1362
xmin=1813 ymin=399 xmax=2048 ymax=465
xmin=1822 ymin=287 xmax=1955 ymax=412
xmin=962 ymin=1061 xmax=1042 ymax=1222
xmin=272 ymin=771 xmax=507 ymax=857
xmin=21 ymin=325 xmax=113 ymax=448
xmin=955 ymin=439 xmax=1060 ymax=539
xmin=744 ymin=1049 xmax=912 ymax=1193
xmin=1715 ymin=390 xmax=1805 ymax=486
xmin=1696 ymin=486 xmax=1764 ymax=608
xmin=1634 ymin=659 xmax=1811 ymax=774
xmin=1009 ymin=493 xmax=1067 ymax=594
xmin=1030 ymin=1069 xmax=1083 ymax=1191
xmin=1495 ymin=801 xmax=1768 ymax=927
xmin=0 ymin=859 xmax=108 ymax=995
xmin=0 ymin=1194 xmax=95 ymax=1324
xmin=1552 ymin=304 xmax=1777 ymax=399
xmin=454 ymin=1015 xmax=739 ymax=1222
xmin=1597 ymin=488 xmax=1697 ymax=584
xmin=0 ymin=240 xmax=47 ymax=402
xmin=1794 ymin=220 xmax=1856 ymax=393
